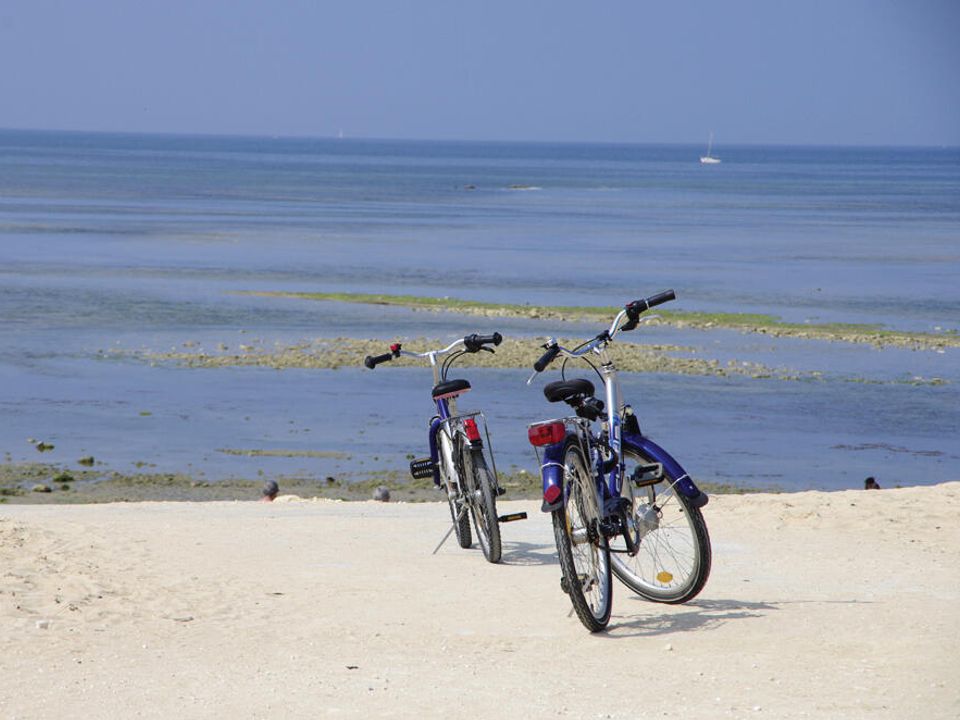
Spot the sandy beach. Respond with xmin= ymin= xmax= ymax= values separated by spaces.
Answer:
xmin=2 ymin=483 xmax=957 ymax=719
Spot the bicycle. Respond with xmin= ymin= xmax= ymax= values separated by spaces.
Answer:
xmin=364 ymin=333 xmax=518 ymax=564
xmin=527 ymin=290 xmax=712 ymax=631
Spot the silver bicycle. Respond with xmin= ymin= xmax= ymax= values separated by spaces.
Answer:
xmin=365 ymin=333 xmax=521 ymax=563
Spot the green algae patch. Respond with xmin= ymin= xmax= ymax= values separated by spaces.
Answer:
xmin=0 ymin=459 xmax=771 ymax=504
xmin=241 ymin=290 xmax=960 ymax=351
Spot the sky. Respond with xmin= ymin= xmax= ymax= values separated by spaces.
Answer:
xmin=1 ymin=0 xmax=958 ymax=146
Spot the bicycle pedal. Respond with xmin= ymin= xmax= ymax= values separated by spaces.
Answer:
xmin=497 ymin=512 xmax=527 ymax=523
xmin=409 ymin=457 xmax=436 ymax=480
xmin=631 ymin=463 xmax=663 ymax=487
xmin=494 ymin=486 xmax=506 ymax=497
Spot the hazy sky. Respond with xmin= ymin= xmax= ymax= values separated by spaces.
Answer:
xmin=2 ymin=0 xmax=958 ymax=145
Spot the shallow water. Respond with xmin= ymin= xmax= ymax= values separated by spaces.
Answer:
xmin=2 ymin=349 xmax=957 ymax=491
xmin=1 ymin=130 xmax=958 ymax=492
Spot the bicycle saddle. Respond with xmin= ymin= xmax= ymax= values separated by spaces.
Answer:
xmin=543 ymin=378 xmax=595 ymax=404
xmin=432 ymin=378 xmax=471 ymax=399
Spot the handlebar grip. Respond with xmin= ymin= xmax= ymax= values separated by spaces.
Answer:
xmin=363 ymin=352 xmax=394 ymax=370
xmin=626 ymin=289 xmax=676 ymax=320
xmin=464 ymin=332 xmax=503 ymax=352
xmin=645 ymin=289 xmax=676 ymax=309
xmin=533 ymin=344 xmax=561 ymax=372
xmin=476 ymin=332 xmax=502 ymax=346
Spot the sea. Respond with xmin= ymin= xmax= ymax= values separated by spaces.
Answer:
xmin=1 ymin=129 xmax=958 ymax=492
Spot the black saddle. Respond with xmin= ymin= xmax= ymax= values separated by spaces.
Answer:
xmin=543 ymin=378 xmax=595 ymax=404
xmin=432 ymin=378 xmax=471 ymax=399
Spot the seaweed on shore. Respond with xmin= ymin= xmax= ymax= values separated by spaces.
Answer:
xmin=239 ymin=290 xmax=960 ymax=351
xmin=118 ymin=335 xmax=949 ymax=386
xmin=121 ymin=336 xmax=817 ymax=382
xmin=0 ymin=461 xmax=769 ymax=504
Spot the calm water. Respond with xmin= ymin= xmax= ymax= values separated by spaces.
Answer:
xmin=1 ymin=130 xmax=958 ymax=490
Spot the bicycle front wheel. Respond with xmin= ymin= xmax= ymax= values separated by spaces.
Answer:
xmin=552 ymin=439 xmax=612 ymax=632
xmin=461 ymin=446 xmax=502 ymax=564
xmin=609 ymin=447 xmax=711 ymax=603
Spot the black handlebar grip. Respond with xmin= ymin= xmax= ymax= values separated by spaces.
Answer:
xmin=363 ymin=352 xmax=394 ymax=370
xmin=645 ymin=289 xmax=676 ymax=309
xmin=533 ymin=344 xmax=561 ymax=372
xmin=627 ymin=289 xmax=677 ymax=319
xmin=464 ymin=332 xmax=503 ymax=352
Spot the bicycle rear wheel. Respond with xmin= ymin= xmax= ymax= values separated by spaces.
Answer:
xmin=552 ymin=438 xmax=612 ymax=632
xmin=461 ymin=445 xmax=502 ymax=564
xmin=609 ymin=447 xmax=711 ymax=603
xmin=439 ymin=429 xmax=471 ymax=549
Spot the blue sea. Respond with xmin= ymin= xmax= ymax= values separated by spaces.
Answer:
xmin=1 ymin=129 xmax=958 ymax=491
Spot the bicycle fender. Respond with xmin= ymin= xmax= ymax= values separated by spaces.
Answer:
xmin=539 ymin=439 xmax=566 ymax=513
xmin=622 ymin=432 xmax=709 ymax=508
xmin=428 ymin=416 xmax=443 ymax=487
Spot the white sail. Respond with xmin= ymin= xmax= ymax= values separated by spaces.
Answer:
xmin=700 ymin=132 xmax=721 ymax=164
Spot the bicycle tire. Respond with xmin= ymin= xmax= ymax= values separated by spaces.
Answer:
xmin=609 ymin=447 xmax=711 ymax=603
xmin=439 ymin=429 xmax=472 ymax=549
xmin=552 ymin=438 xmax=612 ymax=632
xmin=462 ymin=446 xmax=502 ymax=564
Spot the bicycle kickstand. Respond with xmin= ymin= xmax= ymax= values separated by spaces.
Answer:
xmin=431 ymin=523 xmax=457 ymax=555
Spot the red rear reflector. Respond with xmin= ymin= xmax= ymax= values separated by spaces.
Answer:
xmin=463 ymin=418 xmax=481 ymax=442
xmin=543 ymin=484 xmax=562 ymax=504
xmin=528 ymin=421 xmax=565 ymax=447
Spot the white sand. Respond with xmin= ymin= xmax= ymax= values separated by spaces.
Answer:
xmin=2 ymin=483 xmax=958 ymax=719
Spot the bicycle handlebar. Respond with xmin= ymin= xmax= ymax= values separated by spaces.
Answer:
xmin=363 ymin=352 xmax=393 ymax=369
xmin=362 ymin=333 xmax=503 ymax=370
xmin=621 ymin=289 xmax=676 ymax=332
xmin=464 ymin=332 xmax=502 ymax=352
xmin=627 ymin=289 xmax=675 ymax=317
xmin=533 ymin=343 xmax=561 ymax=372
xmin=528 ymin=291 xmax=677 ymax=375
xmin=363 ymin=342 xmax=402 ymax=369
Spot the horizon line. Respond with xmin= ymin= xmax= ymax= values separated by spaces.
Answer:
xmin=1 ymin=125 xmax=958 ymax=151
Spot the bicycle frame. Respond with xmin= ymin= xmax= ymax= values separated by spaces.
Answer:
xmin=534 ymin=313 xmax=708 ymax=514
xmin=389 ymin=338 xmax=494 ymax=492
xmin=365 ymin=331 xmax=509 ymax=564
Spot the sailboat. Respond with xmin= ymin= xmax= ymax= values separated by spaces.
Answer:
xmin=700 ymin=132 xmax=721 ymax=164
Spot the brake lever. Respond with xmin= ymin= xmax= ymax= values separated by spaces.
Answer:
xmin=481 ymin=347 xmax=494 ymax=354
xmin=526 ymin=369 xmax=539 ymax=385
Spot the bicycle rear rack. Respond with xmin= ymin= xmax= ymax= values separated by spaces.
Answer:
xmin=438 ymin=410 xmax=501 ymax=491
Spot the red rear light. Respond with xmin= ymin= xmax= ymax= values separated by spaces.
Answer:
xmin=463 ymin=418 xmax=481 ymax=442
xmin=528 ymin=421 xmax=565 ymax=447
xmin=543 ymin=484 xmax=562 ymax=504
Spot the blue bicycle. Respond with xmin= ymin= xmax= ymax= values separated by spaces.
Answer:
xmin=527 ymin=290 xmax=711 ymax=631
xmin=364 ymin=333 xmax=511 ymax=564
